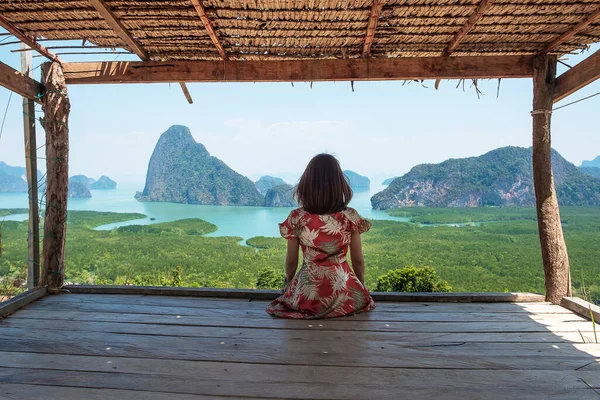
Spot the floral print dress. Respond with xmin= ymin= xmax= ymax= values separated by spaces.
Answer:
xmin=266 ymin=207 xmax=376 ymax=319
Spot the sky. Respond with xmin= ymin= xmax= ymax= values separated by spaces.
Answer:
xmin=0 ymin=39 xmax=598 ymax=185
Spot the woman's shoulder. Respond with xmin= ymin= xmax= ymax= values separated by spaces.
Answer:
xmin=341 ymin=207 xmax=371 ymax=234
xmin=288 ymin=207 xmax=306 ymax=218
xmin=341 ymin=207 xmax=361 ymax=220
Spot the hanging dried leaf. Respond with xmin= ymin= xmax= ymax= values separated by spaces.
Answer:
xmin=351 ymin=81 xmax=354 ymax=92
xmin=496 ymin=78 xmax=502 ymax=99
xmin=472 ymin=79 xmax=482 ymax=99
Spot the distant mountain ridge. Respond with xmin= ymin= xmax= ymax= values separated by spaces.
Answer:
xmin=371 ymin=146 xmax=600 ymax=209
xmin=91 ymin=176 xmax=117 ymax=190
xmin=343 ymin=170 xmax=370 ymax=189
xmin=0 ymin=162 xmax=44 ymax=193
xmin=136 ymin=125 xmax=263 ymax=206
xmin=255 ymin=176 xmax=286 ymax=196
xmin=581 ymin=156 xmax=600 ymax=168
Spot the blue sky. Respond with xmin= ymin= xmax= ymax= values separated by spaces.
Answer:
xmin=0 ymin=38 xmax=598 ymax=184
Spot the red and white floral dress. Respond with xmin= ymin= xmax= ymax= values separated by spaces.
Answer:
xmin=266 ymin=207 xmax=376 ymax=319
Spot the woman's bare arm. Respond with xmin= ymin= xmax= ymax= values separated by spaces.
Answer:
xmin=285 ymin=237 xmax=300 ymax=282
xmin=349 ymin=231 xmax=365 ymax=284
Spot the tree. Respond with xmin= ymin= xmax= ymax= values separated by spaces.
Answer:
xmin=256 ymin=266 xmax=285 ymax=290
xmin=376 ymin=266 xmax=451 ymax=293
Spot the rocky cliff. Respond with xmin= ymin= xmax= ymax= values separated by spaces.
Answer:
xmin=255 ymin=175 xmax=286 ymax=196
xmin=371 ymin=146 xmax=600 ymax=209
xmin=68 ymin=175 xmax=92 ymax=198
xmin=263 ymin=184 xmax=297 ymax=207
xmin=135 ymin=125 xmax=264 ymax=206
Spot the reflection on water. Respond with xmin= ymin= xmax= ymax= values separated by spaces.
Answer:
xmin=0 ymin=183 xmax=408 ymax=239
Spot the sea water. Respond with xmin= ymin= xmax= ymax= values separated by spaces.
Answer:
xmin=0 ymin=183 xmax=409 ymax=239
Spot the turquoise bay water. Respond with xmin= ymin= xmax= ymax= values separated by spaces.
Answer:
xmin=0 ymin=183 xmax=408 ymax=239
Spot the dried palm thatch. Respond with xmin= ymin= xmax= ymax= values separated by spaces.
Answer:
xmin=0 ymin=0 xmax=598 ymax=61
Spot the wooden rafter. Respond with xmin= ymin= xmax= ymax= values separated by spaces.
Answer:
xmin=87 ymin=0 xmax=193 ymax=103
xmin=362 ymin=1 xmax=385 ymax=58
xmin=0 ymin=60 xmax=42 ymax=103
xmin=0 ymin=14 xmax=60 ymax=63
xmin=443 ymin=0 xmax=495 ymax=57
xmin=88 ymin=0 xmax=150 ymax=59
xmin=190 ymin=0 xmax=228 ymax=60
xmin=435 ymin=0 xmax=494 ymax=88
xmin=553 ymin=48 xmax=600 ymax=103
xmin=62 ymin=56 xmax=534 ymax=84
xmin=542 ymin=7 xmax=600 ymax=54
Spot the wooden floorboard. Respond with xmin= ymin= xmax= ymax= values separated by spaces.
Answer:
xmin=0 ymin=318 xmax=593 ymax=343
xmin=0 ymin=293 xmax=598 ymax=399
xmin=24 ymin=300 xmax=584 ymax=322
xmin=0 ymin=384 xmax=233 ymax=400
xmin=42 ymin=293 xmax=562 ymax=313
xmin=10 ymin=309 xmax=596 ymax=333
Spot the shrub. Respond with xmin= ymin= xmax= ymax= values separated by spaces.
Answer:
xmin=376 ymin=266 xmax=452 ymax=293
xmin=256 ymin=266 xmax=285 ymax=290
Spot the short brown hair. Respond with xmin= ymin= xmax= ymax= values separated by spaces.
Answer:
xmin=295 ymin=154 xmax=353 ymax=215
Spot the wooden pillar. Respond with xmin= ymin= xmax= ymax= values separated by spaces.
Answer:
xmin=532 ymin=55 xmax=571 ymax=304
xmin=21 ymin=44 xmax=40 ymax=289
xmin=40 ymin=62 xmax=70 ymax=292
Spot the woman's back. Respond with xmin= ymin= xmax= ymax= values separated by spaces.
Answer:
xmin=280 ymin=207 xmax=371 ymax=266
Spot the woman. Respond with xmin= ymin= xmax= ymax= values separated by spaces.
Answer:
xmin=267 ymin=154 xmax=375 ymax=319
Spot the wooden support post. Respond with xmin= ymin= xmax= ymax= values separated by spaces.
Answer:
xmin=40 ymin=62 xmax=70 ymax=292
xmin=21 ymin=44 xmax=40 ymax=289
xmin=532 ymin=55 xmax=571 ymax=304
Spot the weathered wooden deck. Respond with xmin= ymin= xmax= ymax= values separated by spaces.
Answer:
xmin=0 ymin=293 xmax=599 ymax=399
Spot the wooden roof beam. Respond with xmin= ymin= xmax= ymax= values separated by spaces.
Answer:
xmin=542 ymin=7 xmax=600 ymax=54
xmin=553 ymin=48 xmax=600 ymax=103
xmin=442 ymin=0 xmax=495 ymax=57
xmin=190 ymin=0 xmax=228 ymax=60
xmin=362 ymin=1 xmax=385 ymax=58
xmin=0 ymin=14 xmax=60 ymax=63
xmin=87 ymin=0 xmax=193 ymax=104
xmin=61 ymin=56 xmax=534 ymax=84
xmin=0 ymin=60 xmax=42 ymax=104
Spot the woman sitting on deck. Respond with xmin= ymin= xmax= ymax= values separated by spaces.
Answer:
xmin=267 ymin=154 xmax=375 ymax=319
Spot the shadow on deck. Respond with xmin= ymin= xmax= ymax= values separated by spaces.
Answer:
xmin=0 ymin=292 xmax=599 ymax=399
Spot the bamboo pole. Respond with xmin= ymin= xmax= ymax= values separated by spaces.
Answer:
xmin=531 ymin=55 xmax=571 ymax=304
xmin=40 ymin=62 xmax=70 ymax=292
xmin=21 ymin=43 xmax=40 ymax=289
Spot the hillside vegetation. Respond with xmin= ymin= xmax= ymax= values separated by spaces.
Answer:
xmin=1 ymin=207 xmax=598 ymax=302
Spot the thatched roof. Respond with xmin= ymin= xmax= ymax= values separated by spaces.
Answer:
xmin=0 ymin=0 xmax=599 ymax=61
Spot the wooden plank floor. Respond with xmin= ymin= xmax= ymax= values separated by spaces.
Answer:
xmin=0 ymin=294 xmax=599 ymax=399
